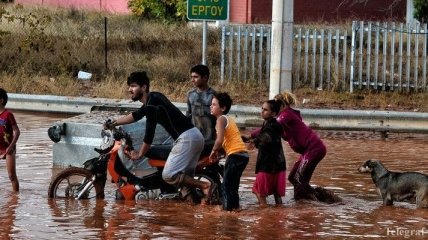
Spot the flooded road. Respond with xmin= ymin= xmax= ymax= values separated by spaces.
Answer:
xmin=1 ymin=111 xmax=428 ymax=239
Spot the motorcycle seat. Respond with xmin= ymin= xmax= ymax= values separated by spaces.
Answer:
xmin=145 ymin=144 xmax=172 ymax=160
xmin=145 ymin=141 xmax=214 ymax=160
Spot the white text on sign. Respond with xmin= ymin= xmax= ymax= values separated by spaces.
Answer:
xmin=196 ymin=0 xmax=220 ymax=3
xmin=192 ymin=5 xmax=224 ymax=17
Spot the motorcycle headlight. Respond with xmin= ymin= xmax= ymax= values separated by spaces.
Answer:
xmin=100 ymin=129 xmax=115 ymax=151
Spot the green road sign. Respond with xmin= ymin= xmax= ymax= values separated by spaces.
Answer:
xmin=187 ymin=0 xmax=229 ymax=21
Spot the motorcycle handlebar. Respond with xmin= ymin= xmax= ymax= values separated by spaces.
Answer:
xmin=103 ymin=119 xmax=117 ymax=130
xmin=100 ymin=119 xmax=135 ymax=153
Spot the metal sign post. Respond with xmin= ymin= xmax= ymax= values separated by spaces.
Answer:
xmin=202 ymin=20 xmax=207 ymax=65
xmin=187 ymin=0 xmax=229 ymax=65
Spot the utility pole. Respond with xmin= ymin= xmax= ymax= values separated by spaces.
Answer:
xmin=269 ymin=0 xmax=294 ymax=99
xmin=406 ymin=0 xmax=416 ymax=24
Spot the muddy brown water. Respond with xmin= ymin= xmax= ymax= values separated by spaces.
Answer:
xmin=1 ymin=111 xmax=428 ymax=239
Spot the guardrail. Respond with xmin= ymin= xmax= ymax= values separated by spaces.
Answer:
xmin=8 ymin=93 xmax=428 ymax=134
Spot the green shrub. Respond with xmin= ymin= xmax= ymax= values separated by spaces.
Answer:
xmin=128 ymin=0 xmax=187 ymax=22
xmin=413 ymin=0 xmax=428 ymax=23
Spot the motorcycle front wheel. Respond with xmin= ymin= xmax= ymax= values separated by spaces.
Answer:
xmin=48 ymin=167 xmax=103 ymax=199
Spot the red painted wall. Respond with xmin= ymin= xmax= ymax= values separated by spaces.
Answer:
xmin=15 ymin=0 xmax=130 ymax=14
xmin=229 ymin=0 xmax=406 ymax=24
xmin=229 ymin=0 xmax=248 ymax=23
xmin=294 ymin=0 xmax=406 ymax=23
xmin=14 ymin=0 xmax=407 ymax=23
xmin=250 ymin=0 xmax=273 ymax=24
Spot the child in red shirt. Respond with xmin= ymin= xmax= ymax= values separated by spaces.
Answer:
xmin=0 ymin=88 xmax=20 ymax=192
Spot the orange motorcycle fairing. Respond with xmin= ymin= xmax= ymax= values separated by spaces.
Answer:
xmin=107 ymin=142 xmax=123 ymax=183
xmin=148 ymin=159 xmax=166 ymax=167
xmin=118 ymin=183 xmax=139 ymax=200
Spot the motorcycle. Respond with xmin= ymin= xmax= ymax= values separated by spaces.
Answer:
xmin=48 ymin=123 xmax=223 ymax=203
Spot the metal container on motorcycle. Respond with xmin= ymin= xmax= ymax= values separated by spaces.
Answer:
xmin=49 ymin=110 xmax=171 ymax=168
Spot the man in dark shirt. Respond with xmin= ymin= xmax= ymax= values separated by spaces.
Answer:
xmin=112 ymin=71 xmax=212 ymax=203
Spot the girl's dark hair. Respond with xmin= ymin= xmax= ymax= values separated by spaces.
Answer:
xmin=213 ymin=92 xmax=232 ymax=114
xmin=266 ymin=99 xmax=280 ymax=115
xmin=0 ymin=88 xmax=8 ymax=106
xmin=127 ymin=71 xmax=150 ymax=90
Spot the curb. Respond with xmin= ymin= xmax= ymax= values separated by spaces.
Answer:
xmin=8 ymin=93 xmax=428 ymax=133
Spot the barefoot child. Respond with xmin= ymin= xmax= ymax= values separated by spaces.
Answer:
xmin=247 ymin=100 xmax=286 ymax=206
xmin=0 ymin=88 xmax=20 ymax=192
xmin=209 ymin=92 xmax=249 ymax=211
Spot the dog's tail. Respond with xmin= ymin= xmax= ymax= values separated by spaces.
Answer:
xmin=313 ymin=186 xmax=342 ymax=204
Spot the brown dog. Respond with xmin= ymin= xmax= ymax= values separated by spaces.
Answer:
xmin=358 ymin=159 xmax=428 ymax=208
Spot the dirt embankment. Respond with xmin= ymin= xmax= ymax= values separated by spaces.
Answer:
xmin=290 ymin=89 xmax=428 ymax=112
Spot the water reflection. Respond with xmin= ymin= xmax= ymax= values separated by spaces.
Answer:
xmin=0 ymin=193 xmax=19 ymax=239
xmin=0 ymin=111 xmax=427 ymax=239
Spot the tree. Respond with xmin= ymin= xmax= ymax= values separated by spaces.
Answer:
xmin=414 ymin=0 xmax=428 ymax=23
xmin=128 ymin=0 xmax=187 ymax=22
